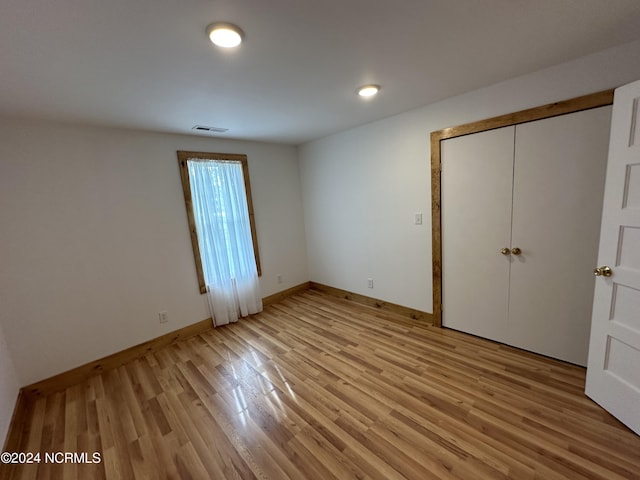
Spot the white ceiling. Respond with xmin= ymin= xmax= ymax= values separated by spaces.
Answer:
xmin=2 ymin=0 xmax=640 ymax=145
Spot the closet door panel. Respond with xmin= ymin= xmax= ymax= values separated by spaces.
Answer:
xmin=509 ymin=106 xmax=612 ymax=365
xmin=441 ymin=126 xmax=514 ymax=340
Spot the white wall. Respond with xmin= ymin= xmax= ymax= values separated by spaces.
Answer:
xmin=0 ymin=322 xmax=20 ymax=446
xmin=299 ymin=39 xmax=640 ymax=313
xmin=0 ymin=120 xmax=308 ymax=385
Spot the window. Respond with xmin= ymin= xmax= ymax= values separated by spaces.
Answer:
xmin=177 ymin=151 xmax=261 ymax=295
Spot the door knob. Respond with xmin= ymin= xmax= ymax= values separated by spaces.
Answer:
xmin=500 ymin=247 xmax=511 ymax=255
xmin=593 ymin=266 xmax=613 ymax=277
xmin=511 ymin=247 xmax=522 ymax=255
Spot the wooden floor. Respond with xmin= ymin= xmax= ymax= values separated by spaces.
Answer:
xmin=2 ymin=290 xmax=640 ymax=479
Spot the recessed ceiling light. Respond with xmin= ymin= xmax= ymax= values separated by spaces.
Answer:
xmin=207 ymin=22 xmax=244 ymax=48
xmin=357 ymin=84 xmax=381 ymax=97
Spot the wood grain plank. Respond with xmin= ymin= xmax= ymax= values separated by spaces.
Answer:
xmin=17 ymin=285 xmax=311 ymax=403
xmin=3 ymin=291 xmax=639 ymax=480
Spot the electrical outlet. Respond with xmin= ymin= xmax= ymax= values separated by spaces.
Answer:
xmin=414 ymin=213 xmax=423 ymax=225
xmin=277 ymin=274 xmax=283 ymax=284
xmin=367 ymin=278 xmax=373 ymax=289
xmin=159 ymin=311 xmax=168 ymax=323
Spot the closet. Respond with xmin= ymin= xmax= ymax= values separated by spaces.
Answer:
xmin=440 ymin=105 xmax=611 ymax=366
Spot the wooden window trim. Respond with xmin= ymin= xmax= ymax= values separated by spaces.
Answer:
xmin=430 ymin=89 xmax=614 ymax=327
xmin=177 ymin=150 xmax=262 ymax=294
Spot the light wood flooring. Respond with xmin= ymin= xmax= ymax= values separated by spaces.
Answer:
xmin=2 ymin=290 xmax=640 ymax=479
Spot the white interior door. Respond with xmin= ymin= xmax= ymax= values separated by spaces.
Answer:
xmin=586 ymin=80 xmax=640 ymax=435
xmin=508 ymin=107 xmax=611 ymax=366
xmin=441 ymin=126 xmax=514 ymax=341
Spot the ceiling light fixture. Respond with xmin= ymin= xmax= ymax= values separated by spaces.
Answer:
xmin=207 ymin=22 xmax=244 ymax=48
xmin=357 ymin=84 xmax=381 ymax=97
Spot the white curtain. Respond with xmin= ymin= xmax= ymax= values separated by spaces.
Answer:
xmin=188 ymin=160 xmax=262 ymax=326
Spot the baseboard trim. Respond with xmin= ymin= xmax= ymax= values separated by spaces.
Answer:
xmin=263 ymin=282 xmax=311 ymax=306
xmin=309 ymin=281 xmax=434 ymax=324
xmin=5 ymin=281 xmax=424 ymax=453
xmin=20 ymin=283 xmax=312 ymax=401
xmin=23 ymin=318 xmax=213 ymax=400
xmin=11 ymin=281 xmax=427 ymax=446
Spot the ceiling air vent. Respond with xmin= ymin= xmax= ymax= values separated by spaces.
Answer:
xmin=192 ymin=125 xmax=228 ymax=133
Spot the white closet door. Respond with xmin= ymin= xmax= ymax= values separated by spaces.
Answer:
xmin=441 ymin=126 xmax=514 ymax=340
xmin=508 ymin=106 xmax=612 ymax=366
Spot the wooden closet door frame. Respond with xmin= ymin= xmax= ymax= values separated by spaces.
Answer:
xmin=430 ymin=89 xmax=614 ymax=327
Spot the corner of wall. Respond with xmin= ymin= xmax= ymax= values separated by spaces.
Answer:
xmin=0 ymin=321 xmax=21 ymax=447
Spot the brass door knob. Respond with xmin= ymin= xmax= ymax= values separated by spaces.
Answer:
xmin=500 ymin=247 xmax=511 ymax=255
xmin=594 ymin=266 xmax=613 ymax=277
xmin=511 ymin=247 xmax=522 ymax=255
